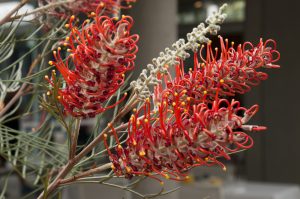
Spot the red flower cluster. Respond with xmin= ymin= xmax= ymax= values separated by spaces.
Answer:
xmin=38 ymin=0 xmax=136 ymax=18
xmin=105 ymin=38 xmax=280 ymax=181
xmin=154 ymin=37 xmax=280 ymax=105
xmin=105 ymin=97 xmax=265 ymax=181
xmin=48 ymin=7 xmax=139 ymax=117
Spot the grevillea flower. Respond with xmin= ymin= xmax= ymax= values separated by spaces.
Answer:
xmin=154 ymin=37 xmax=280 ymax=106
xmin=104 ymin=95 xmax=265 ymax=181
xmin=38 ymin=0 xmax=136 ymax=18
xmin=47 ymin=7 xmax=139 ymax=118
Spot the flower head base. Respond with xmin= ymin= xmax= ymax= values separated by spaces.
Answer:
xmin=38 ymin=0 xmax=137 ymax=18
xmin=105 ymin=97 xmax=264 ymax=181
xmin=48 ymin=10 xmax=139 ymax=118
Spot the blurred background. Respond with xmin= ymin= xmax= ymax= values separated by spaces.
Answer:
xmin=1 ymin=0 xmax=300 ymax=198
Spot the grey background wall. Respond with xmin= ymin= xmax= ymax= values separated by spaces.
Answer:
xmin=244 ymin=0 xmax=300 ymax=184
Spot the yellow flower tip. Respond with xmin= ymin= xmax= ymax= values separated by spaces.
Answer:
xmin=139 ymin=150 xmax=145 ymax=156
xmin=48 ymin=61 xmax=54 ymax=66
xmin=164 ymin=64 xmax=169 ymax=69
xmin=53 ymin=51 xmax=57 ymax=55
xmin=111 ymin=164 xmax=115 ymax=170
xmin=145 ymin=98 xmax=150 ymax=102
xmin=46 ymin=91 xmax=51 ymax=96
xmin=122 ymin=15 xmax=126 ymax=19
xmin=225 ymin=38 xmax=229 ymax=42
xmin=57 ymin=47 xmax=61 ymax=51
xmin=122 ymin=74 xmax=125 ymax=77
xmin=144 ymin=118 xmax=149 ymax=123
xmin=71 ymin=15 xmax=75 ymax=20
xmin=114 ymin=17 xmax=119 ymax=21
xmin=215 ymin=47 xmax=218 ymax=51
xmin=231 ymin=41 xmax=235 ymax=46
xmin=65 ymin=24 xmax=70 ymax=28
xmin=44 ymin=75 xmax=49 ymax=80
xmin=205 ymin=157 xmax=209 ymax=161
xmin=85 ymin=19 xmax=90 ymax=23
xmin=223 ymin=166 xmax=227 ymax=171
xmin=220 ymin=79 xmax=225 ymax=84
xmin=100 ymin=2 xmax=105 ymax=7
xmin=67 ymin=49 xmax=72 ymax=52
xmin=160 ymin=181 xmax=164 ymax=186
xmin=90 ymin=12 xmax=96 ymax=17
xmin=187 ymin=97 xmax=191 ymax=101
xmin=133 ymin=108 xmax=137 ymax=112
xmin=63 ymin=43 xmax=68 ymax=47
xmin=137 ymin=120 xmax=141 ymax=125
xmin=181 ymin=102 xmax=186 ymax=106
xmin=172 ymin=102 xmax=176 ymax=107
xmin=189 ymin=68 xmax=192 ymax=71
xmin=203 ymin=90 xmax=208 ymax=95
xmin=174 ymin=92 xmax=178 ymax=97
xmin=185 ymin=175 xmax=191 ymax=180
xmin=165 ymin=174 xmax=170 ymax=179
xmin=103 ymin=133 xmax=108 ymax=138
xmin=65 ymin=37 xmax=70 ymax=41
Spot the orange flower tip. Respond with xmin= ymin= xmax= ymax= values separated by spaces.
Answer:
xmin=57 ymin=96 xmax=61 ymax=100
xmin=215 ymin=47 xmax=218 ymax=51
xmin=44 ymin=75 xmax=49 ymax=80
xmin=189 ymin=68 xmax=192 ymax=71
xmin=139 ymin=150 xmax=146 ymax=156
xmin=208 ymin=40 xmax=212 ymax=44
xmin=90 ymin=12 xmax=96 ymax=17
xmin=181 ymin=102 xmax=186 ymax=106
xmin=63 ymin=43 xmax=68 ymax=47
xmin=65 ymin=24 xmax=70 ymax=28
xmin=58 ymin=47 xmax=61 ymax=51
xmin=225 ymin=38 xmax=228 ymax=42
xmin=201 ymin=63 xmax=205 ymax=67
xmin=187 ymin=97 xmax=191 ymax=101
xmin=174 ymin=92 xmax=178 ymax=97
xmin=203 ymin=90 xmax=208 ymax=95
xmin=103 ymin=134 xmax=108 ymax=138
xmin=144 ymin=118 xmax=149 ymax=123
xmin=133 ymin=108 xmax=137 ymax=112
xmin=137 ymin=120 xmax=141 ymax=125
xmin=126 ymin=167 xmax=131 ymax=173
xmin=124 ymin=92 xmax=128 ymax=96
xmin=182 ymin=90 xmax=187 ymax=93
xmin=121 ymin=74 xmax=125 ymax=77
xmin=185 ymin=175 xmax=191 ymax=180
xmin=165 ymin=174 xmax=170 ymax=179
xmin=122 ymin=15 xmax=126 ymax=19
xmin=46 ymin=91 xmax=51 ymax=96
xmin=231 ymin=41 xmax=235 ymax=46
xmin=67 ymin=49 xmax=72 ymax=52
xmin=99 ymin=2 xmax=105 ymax=7
xmin=53 ymin=51 xmax=57 ymax=55
xmin=133 ymin=140 xmax=137 ymax=146
xmin=205 ymin=157 xmax=209 ymax=161
xmin=107 ymin=122 xmax=112 ymax=127
xmin=65 ymin=37 xmax=70 ymax=41
xmin=118 ymin=145 xmax=122 ymax=149
xmin=52 ymin=69 xmax=56 ymax=74
xmin=113 ymin=17 xmax=119 ymax=21
xmin=223 ymin=167 xmax=227 ymax=171
xmin=48 ymin=61 xmax=54 ymax=66
xmin=145 ymin=98 xmax=150 ymax=102
xmin=71 ymin=15 xmax=75 ymax=20
xmin=172 ymin=102 xmax=176 ymax=107
xmin=164 ymin=64 xmax=169 ymax=69
xmin=111 ymin=164 xmax=115 ymax=170
xmin=220 ymin=79 xmax=225 ymax=84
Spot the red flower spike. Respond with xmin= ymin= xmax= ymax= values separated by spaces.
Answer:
xmin=105 ymin=96 xmax=263 ymax=180
xmin=49 ymin=10 xmax=139 ymax=118
xmin=154 ymin=37 xmax=280 ymax=106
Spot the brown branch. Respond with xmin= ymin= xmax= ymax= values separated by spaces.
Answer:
xmin=0 ymin=0 xmax=31 ymax=26
xmin=37 ymin=95 xmax=138 ymax=199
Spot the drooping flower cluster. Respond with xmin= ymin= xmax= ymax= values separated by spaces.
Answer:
xmin=47 ymin=6 xmax=139 ymax=118
xmin=105 ymin=38 xmax=280 ymax=181
xmin=38 ymin=0 xmax=136 ymax=18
